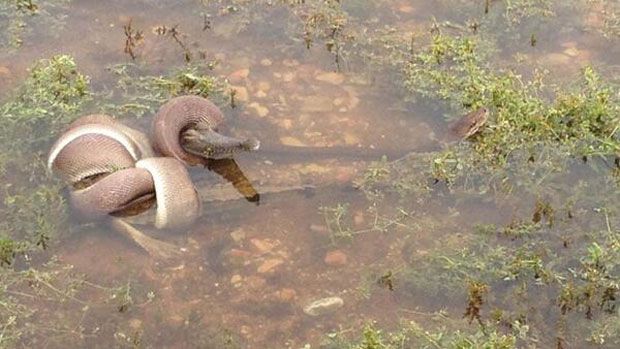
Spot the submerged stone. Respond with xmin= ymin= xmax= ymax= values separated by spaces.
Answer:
xmin=248 ymin=102 xmax=269 ymax=117
xmin=303 ymin=296 xmax=344 ymax=316
xmin=315 ymin=71 xmax=345 ymax=85
xmin=324 ymin=250 xmax=348 ymax=266
xmin=257 ymin=258 xmax=284 ymax=273
xmin=228 ymin=68 xmax=250 ymax=83
xmin=231 ymin=86 xmax=249 ymax=102
xmin=301 ymin=95 xmax=334 ymax=112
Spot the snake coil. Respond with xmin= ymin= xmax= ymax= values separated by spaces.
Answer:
xmin=47 ymin=96 xmax=257 ymax=256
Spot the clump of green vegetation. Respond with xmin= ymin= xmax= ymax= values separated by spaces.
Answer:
xmin=320 ymin=201 xmax=415 ymax=245
xmin=0 ymin=0 xmax=71 ymax=49
xmin=201 ymin=0 xmax=358 ymax=70
xmin=364 ymin=29 xmax=620 ymax=196
xmin=322 ymin=321 xmax=519 ymax=349
xmin=0 ymin=55 xmax=94 ymax=346
xmin=336 ymin=6 xmax=619 ymax=347
xmin=405 ymin=32 xmax=618 ymax=159
xmin=587 ymin=0 xmax=620 ymax=39
xmin=323 ymin=195 xmax=618 ymax=348
xmin=0 ymin=256 xmax=161 ymax=348
xmin=320 ymin=203 xmax=354 ymax=243
xmin=103 ymin=62 xmax=227 ymax=118
xmin=360 ymin=172 xmax=618 ymax=346
xmin=355 ymin=152 xmax=437 ymax=202
xmin=501 ymin=0 xmax=555 ymax=24
xmin=0 ymin=238 xmax=26 ymax=267
xmin=296 ymin=0 xmax=355 ymax=70
xmin=0 ymin=54 xmax=91 ymax=263
xmin=1 ymin=54 xmax=90 ymax=150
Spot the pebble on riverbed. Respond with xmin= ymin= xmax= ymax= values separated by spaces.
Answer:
xmin=227 ymin=68 xmax=250 ymax=83
xmin=257 ymin=258 xmax=284 ymax=274
xmin=302 ymin=296 xmax=344 ymax=316
xmin=314 ymin=71 xmax=345 ymax=85
xmin=324 ymin=250 xmax=348 ymax=266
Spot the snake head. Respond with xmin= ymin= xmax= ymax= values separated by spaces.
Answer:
xmin=448 ymin=107 xmax=489 ymax=140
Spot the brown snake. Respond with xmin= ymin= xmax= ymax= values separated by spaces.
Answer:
xmin=48 ymin=98 xmax=487 ymax=259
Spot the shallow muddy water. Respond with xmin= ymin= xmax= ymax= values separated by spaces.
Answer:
xmin=1 ymin=1 xmax=619 ymax=348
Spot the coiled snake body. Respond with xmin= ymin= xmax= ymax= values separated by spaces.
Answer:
xmin=48 ymin=95 xmax=259 ymax=258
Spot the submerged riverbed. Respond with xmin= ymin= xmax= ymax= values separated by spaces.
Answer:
xmin=1 ymin=1 xmax=619 ymax=348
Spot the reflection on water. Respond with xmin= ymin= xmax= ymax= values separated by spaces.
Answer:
xmin=1 ymin=0 xmax=619 ymax=348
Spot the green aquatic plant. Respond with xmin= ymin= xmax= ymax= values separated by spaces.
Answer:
xmin=0 ymin=54 xmax=91 ymax=262
xmin=396 ymin=192 xmax=619 ymax=346
xmin=0 ymin=54 xmax=94 ymax=345
xmin=320 ymin=202 xmax=414 ymax=245
xmin=1 ymin=54 xmax=90 ymax=149
xmin=174 ymin=309 xmax=244 ymax=349
xmin=320 ymin=203 xmax=354 ymax=243
xmin=296 ymin=3 xmax=620 ymax=346
xmin=500 ymin=0 xmax=555 ymax=25
xmin=351 ymin=148 xmax=619 ymax=347
xmin=0 ymin=258 xmax=89 ymax=347
xmin=355 ymin=152 xmax=436 ymax=203
xmin=0 ymin=238 xmax=26 ymax=267
xmin=322 ymin=320 xmax=519 ymax=349
xmin=296 ymin=0 xmax=354 ymax=70
xmin=432 ymin=0 xmax=555 ymax=22
xmin=200 ymin=0 xmax=358 ymax=70
xmin=111 ymin=281 xmax=134 ymax=313
xmin=587 ymin=0 xmax=620 ymax=39
xmin=411 ymin=33 xmax=618 ymax=152
xmin=386 ymin=29 xmax=619 ymax=195
xmin=103 ymin=62 xmax=227 ymax=118
xmin=1 ymin=184 xmax=66 ymax=252
xmin=0 ymin=257 xmax=163 ymax=348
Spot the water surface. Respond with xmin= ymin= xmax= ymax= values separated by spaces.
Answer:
xmin=1 ymin=0 xmax=619 ymax=348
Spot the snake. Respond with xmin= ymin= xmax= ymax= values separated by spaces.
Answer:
xmin=48 ymin=99 xmax=486 ymax=258
xmin=47 ymin=95 xmax=259 ymax=258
